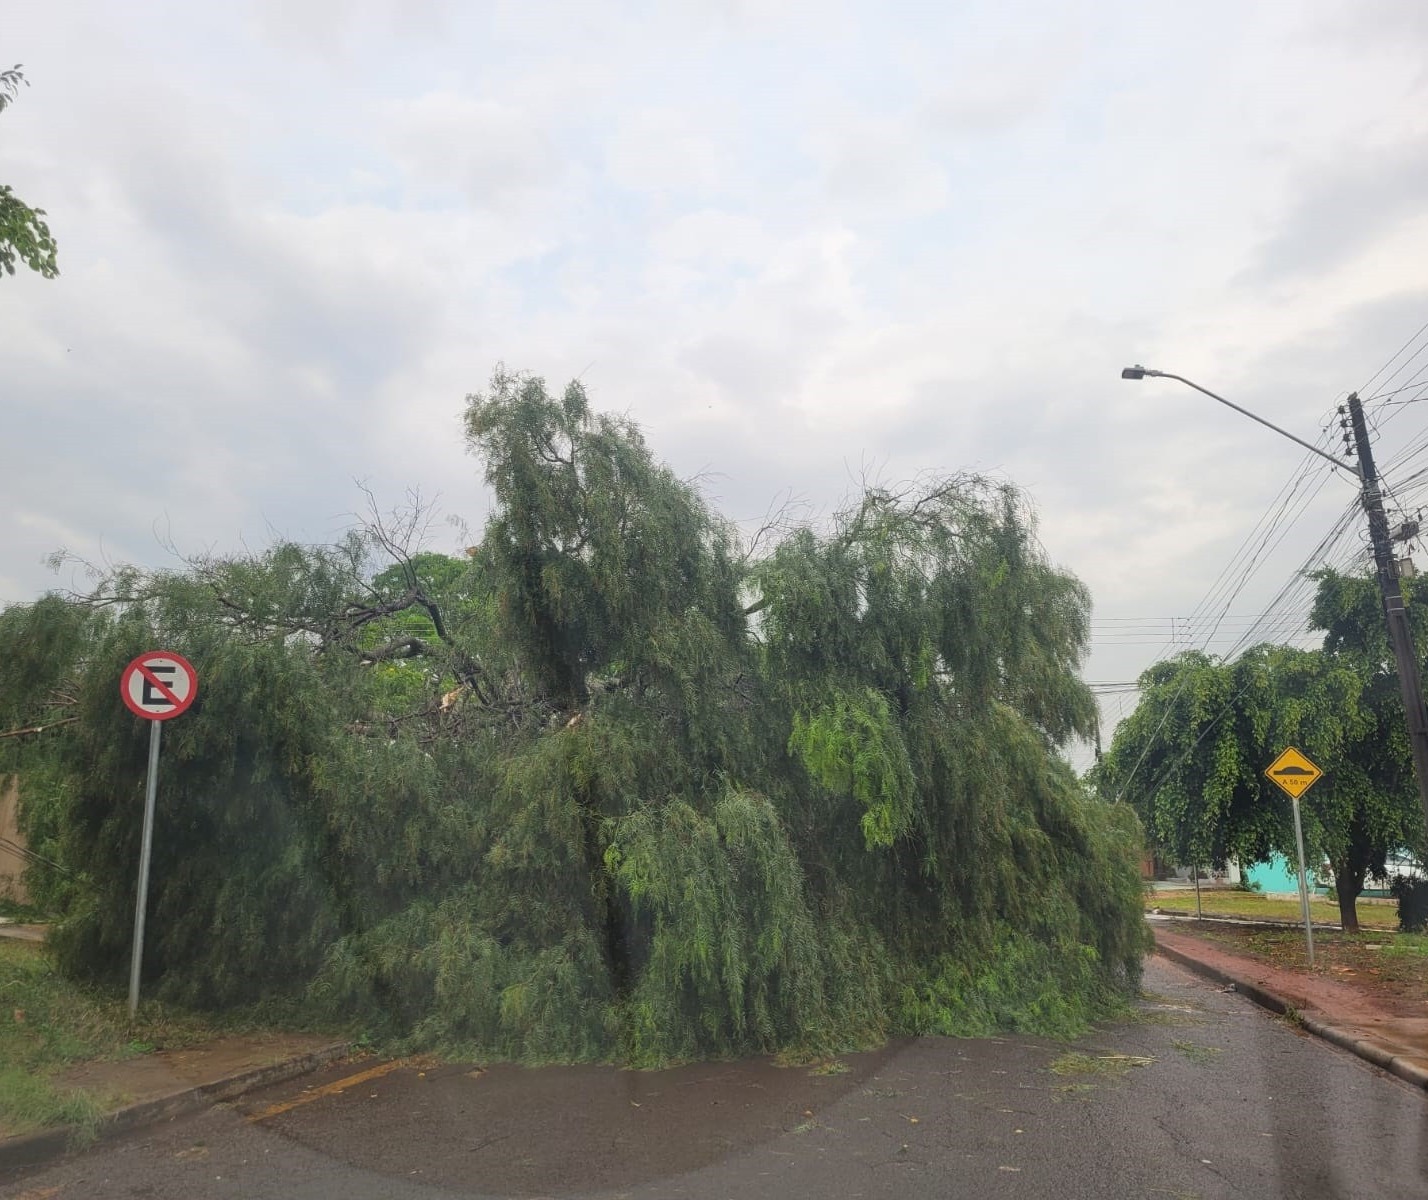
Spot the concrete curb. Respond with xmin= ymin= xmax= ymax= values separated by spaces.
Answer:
xmin=0 ymin=1040 xmax=352 ymax=1176
xmin=1147 ymin=910 xmax=1347 ymax=933
xmin=1154 ymin=940 xmax=1428 ymax=1093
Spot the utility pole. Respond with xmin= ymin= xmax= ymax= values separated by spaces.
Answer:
xmin=1344 ymin=392 xmax=1428 ymax=836
xmin=1120 ymin=365 xmax=1428 ymax=838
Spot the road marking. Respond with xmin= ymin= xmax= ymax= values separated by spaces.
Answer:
xmin=247 ymin=1059 xmax=408 ymax=1122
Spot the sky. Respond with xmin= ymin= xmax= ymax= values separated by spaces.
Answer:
xmin=5 ymin=0 xmax=1428 ymax=769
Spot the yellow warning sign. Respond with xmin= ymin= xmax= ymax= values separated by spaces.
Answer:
xmin=1265 ymin=747 xmax=1323 ymax=799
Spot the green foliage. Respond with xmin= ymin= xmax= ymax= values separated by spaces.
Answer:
xmin=0 ymin=184 xmax=57 ymax=279
xmin=0 ymin=938 xmax=324 ymax=1137
xmin=0 ymin=1065 xmax=104 ymax=1140
xmin=0 ymin=66 xmax=59 ymax=280
xmin=1391 ymin=877 xmax=1428 ymax=933
xmin=899 ymin=929 xmax=1108 ymax=1039
xmin=0 ymin=65 xmax=26 ymax=113
xmin=789 ymin=689 xmax=915 ymax=848
xmin=464 ymin=368 xmax=745 ymax=712
xmin=0 ymin=369 xmax=1146 ymax=1063
xmin=608 ymin=794 xmax=802 ymax=1059
xmin=1095 ymin=568 xmax=1427 ymax=932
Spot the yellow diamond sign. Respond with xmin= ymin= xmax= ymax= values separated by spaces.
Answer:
xmin=1265 ymin=747 xmax=1323 ymax=799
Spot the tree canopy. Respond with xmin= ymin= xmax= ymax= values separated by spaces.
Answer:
xmin=0 ymin=369 xmax=1146 ymax=1061
xmin=1093 ymin=569 xmax=1427 ymax=931
xmin=0 ymin=66 xmax=59 ymax=280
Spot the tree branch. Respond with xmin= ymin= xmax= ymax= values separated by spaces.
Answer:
xmin=358 ymin=636 xmax=430 ymax=664
xmin=0 ymin=716 xmax=78 ymax=740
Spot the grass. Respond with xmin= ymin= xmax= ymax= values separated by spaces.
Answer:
xmin=0 ymin=1066 xmax=106 ymax=1141
xmin=0 ymin=939 xmax=330 ymax=1138
xmin=1145 ymin=889 xmax=1400 ymax=930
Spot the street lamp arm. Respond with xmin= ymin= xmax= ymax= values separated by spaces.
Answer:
xmin=1122 ymin=366 xmax=1361 ymax=480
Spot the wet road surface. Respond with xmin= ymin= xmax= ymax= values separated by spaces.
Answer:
xmin=4 ymin=956 xmax=1426 ymax=1199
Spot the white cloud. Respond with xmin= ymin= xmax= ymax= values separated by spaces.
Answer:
xmin=4 ymin=0 xmax=1428 ymax=770
xmin=810 ymin=116 xmax=950 ymax=218
xmin=386 ymin=91 xmax=571 ymax=212
xmin=604 ymin=109 xmax=734 ymax=195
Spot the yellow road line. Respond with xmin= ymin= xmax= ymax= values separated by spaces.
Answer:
xmin=247 ymin=1058 xmax=408 ymax=1122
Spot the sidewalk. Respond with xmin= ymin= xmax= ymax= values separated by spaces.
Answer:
xmin=0 ymin=920 xmax=357 ymax=1177
xmin=1153 ymin=926 xmax=1428 ymax=1090
xmin=1 ymin=1031 xmax=351 ymax=1175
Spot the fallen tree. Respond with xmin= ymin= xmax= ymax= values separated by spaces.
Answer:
xmin=0 ymin=369 xmax=1147 ymax=1061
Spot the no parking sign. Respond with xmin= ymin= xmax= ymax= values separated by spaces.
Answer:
xmin=120 ymin=651 xmax=198 ymax=720
xmin=120 ymin=650 xmax=199 ymax=1016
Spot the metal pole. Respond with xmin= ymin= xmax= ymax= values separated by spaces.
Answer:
xmin=1193 ymin=863 xmax=1202 ymax=918
xmin=128 ymin=719 xmax=162 ymax=1018
xmin=1291 ymin=797 xmax=1315 ymax=967
xmin=1135 ymin=370 xmax=1361 ymax=479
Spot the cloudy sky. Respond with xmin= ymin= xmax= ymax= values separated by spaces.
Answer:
xmin=5 ymin=0 xmax=1428 ymax=766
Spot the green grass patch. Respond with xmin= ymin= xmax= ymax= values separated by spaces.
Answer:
xmin=0 ymin=1066 xmax=107 ymax=1141
xmin=1375 ymin=932 xmax=1428 ymax=959
xmin=0 ymin=939 xmax=336 ymax=1135
xmin=1145 ymin=890 xmax=1398 ymax=929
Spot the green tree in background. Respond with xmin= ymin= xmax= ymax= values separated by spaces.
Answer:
xmin=1305 ymin=569 xmax=1425 ymax=928
xmin=1089 ymin=650 xmax=1272 ymax=874
xmin=0 ymin=369 xmax=1147 ymax=1061
xmin=0 ymin=66 xmax=59 ymax=280
xmin=1094 ymin=568 xmax=1426 ymax=932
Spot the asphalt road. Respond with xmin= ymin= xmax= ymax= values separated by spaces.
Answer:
xmin=4 ymin=957 xmax=1426 ymax=1200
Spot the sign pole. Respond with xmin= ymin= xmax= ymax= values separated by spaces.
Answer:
xmin=1290 ymin=797 xmax=1315 ymax=967
xmin=120 ymin=648 xmax=197 ymax=1021
xmin=129 ymin=718 xmax=162 ymax=1018
xmin=1265 ymin=746 xmax=1324 ymax=969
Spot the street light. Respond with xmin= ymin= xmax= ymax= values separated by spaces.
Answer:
xmin=1120 ymin=365 xmax=1359 ymax=479
xmin=1120 ymin=363 xmax=1428 ymax=897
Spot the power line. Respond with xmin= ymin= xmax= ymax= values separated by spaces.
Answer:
xmin=1177 ymin=405 xmax=1349 ymax=635
xmin=1112 ymin=503 xmax=1365 ymax=814
xmin=1103 ymin=406 xmax=1348 ymax=799
xmin=1359 ymin=319 xmax=1428 ymax=396
xmin=1098 ymin=323 xmax=1428 ymax=785
xmin=1219 ymin=500 xmax=1364 ymax=661
xmin=0 ymin=833 xmax=71 ymax=876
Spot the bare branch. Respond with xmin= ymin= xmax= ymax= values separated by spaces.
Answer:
xmin=0 ymin=716 xmax=78 ymax=740
xmin=739 ymin=487 xmax=812 ymax=566
xmin=358 ymin=636 xmax=429 ymax=664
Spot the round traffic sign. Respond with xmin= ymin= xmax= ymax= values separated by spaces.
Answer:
xmin=120 ymin=651 xmax=198 ymax=721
